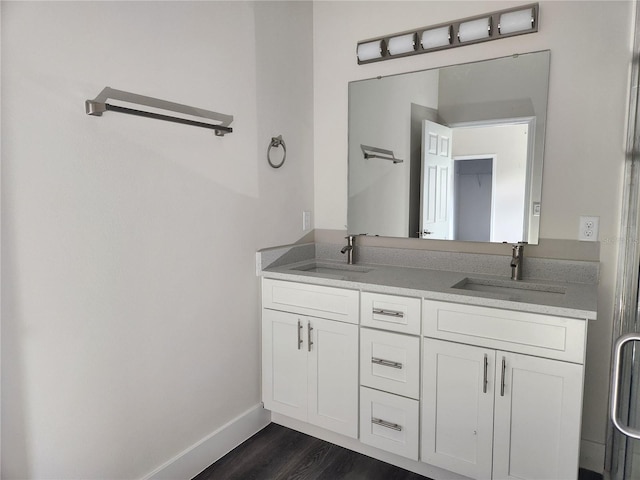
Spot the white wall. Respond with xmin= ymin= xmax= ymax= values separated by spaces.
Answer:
xmin=313 ymin=0 xmax=632 ymax=470
xmin=453 ymin=124 xmax=529 ymax=242
xmin=1 ymin=1 xmax=313 ymax=478
xmin=349 ymin=69 xmax=438 ymax=237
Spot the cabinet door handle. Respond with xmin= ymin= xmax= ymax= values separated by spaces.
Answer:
xmin=297 ymin=319 xmax=303 ymax=350
xmin=500 ymin=356 xmax=506 ymax=397
xmin=371 ymin=417 xmax=403 ymax=431
xmin=307 ymin=321 xmax=313 ymax=352
xmin=483 ymin=354 xmax=488 ymax=394
xmin=372 ymin=357 xmax=403 ymax=369
xmin=372 ymin=308 xmax=404 ymax=318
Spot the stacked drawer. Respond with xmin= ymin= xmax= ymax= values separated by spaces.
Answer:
xmin=359 ymin=292 xmax=421 ymax=460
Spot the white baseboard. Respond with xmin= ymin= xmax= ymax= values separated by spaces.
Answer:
xmin=141 ymin=403 xmax=271 ymax=480
xmin=580 ymin=438 xmax=605 ymax=474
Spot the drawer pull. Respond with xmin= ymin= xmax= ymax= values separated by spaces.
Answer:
xmin=307 ymin=321 xmax=313 ymax=352
xmin=483 ymin=354 xmax=488 ymax=394
xmin=372 ymin=417 xmax=403 ymax=431
xmin=371 ymin=357 xmax=403 ymax=369
xmin=372 ymin=308 xmax=404 ymax=318
xmin=500 ymin=356 xmax=506 ymax=397
xmin=297 ymin=319 xmax=303 ymax=350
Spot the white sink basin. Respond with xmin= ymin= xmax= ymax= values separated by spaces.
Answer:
xmin=290 ymin=262 xmax=372 ymax=277
xmin=451 ymin=277 xmax=566 ymax=302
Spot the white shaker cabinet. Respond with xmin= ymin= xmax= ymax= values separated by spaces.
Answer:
xmin=422 ymin=300 xmax=586 ymax=480
xmin=262 ymin=279 xmax=359 ymax=438
xmin=359 ymin=292 xmax=422 ymax=460
xmin=262 ymin=309 xmax=308 ymax=422
xmin=492 ymin=351 xmax=583 ymax=480
xmin=259 ymin=276 xmax=590 ymax=479
xmin=422 ymin=339 xmax=495 ymax=479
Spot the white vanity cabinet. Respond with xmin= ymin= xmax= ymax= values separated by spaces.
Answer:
xmin=259 ymin=269 xmax=593 ymax=479
xmin=261 ymin=279 xmax=359 ymax=438
xmin=421 ymin=300 xmax=586 ymax=480
xmin=359 ymin=292 xmax=421 ymax=460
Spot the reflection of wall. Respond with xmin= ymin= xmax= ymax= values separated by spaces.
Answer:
xmin=438 ymin=55 xmax=547 ymax=125
xmin=349 ymin=70 xmax=439 ymax=236
xmin=452 ymin=124 xmax=529 ymax=242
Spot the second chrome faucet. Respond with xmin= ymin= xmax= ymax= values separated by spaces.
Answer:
xmin=510 ymin=242 xmax=527 ymax=280
xmin=341 ymin=235 xmax=357 ymax=264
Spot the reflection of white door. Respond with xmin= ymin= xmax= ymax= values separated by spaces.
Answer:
xmin=421 ymin=121 xmax=453 ymax=239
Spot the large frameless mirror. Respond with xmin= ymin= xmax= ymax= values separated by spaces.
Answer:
xmin=348 ymin=50 xmax=550 ymax=244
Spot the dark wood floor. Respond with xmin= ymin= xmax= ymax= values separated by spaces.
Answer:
xmin=193 ymin=423 xmax=604 ymax=480
xmin=193 ymin=423 xmax=430 ymax=480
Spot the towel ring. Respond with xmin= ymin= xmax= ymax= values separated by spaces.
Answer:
xmin=268 ymin=135 xmax=286 ymax=169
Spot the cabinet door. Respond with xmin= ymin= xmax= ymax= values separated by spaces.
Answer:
xmin=422 ymin=338 xmax=495 ymax=479
xmin=262 ymin=309 xmax=308 ymax=422
xmin=493 ymin=352 xmax=583 ymax=480
xmin=307 ymin=317 xmax=359 ymax=438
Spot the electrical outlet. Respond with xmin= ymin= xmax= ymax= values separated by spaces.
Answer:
xmin=533 ymin=202 xmax=541 ymax=217
xmin=302 ymin=211 xmax=311 ymax=231
xmin=579 ymin=216 xmax=599 ymax=242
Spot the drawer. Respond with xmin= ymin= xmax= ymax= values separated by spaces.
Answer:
xmin=422 ymin=300 xmax=587 ymax=364
xmin=360 ymin=328 xmax=420 ymax=399
xmin=262 ymin=278 xmax=359 ymax=324
xmin=361 ymin=292 xmax=421 ymax=334
xmin=360 ymin=386 xmax=419 ymax=461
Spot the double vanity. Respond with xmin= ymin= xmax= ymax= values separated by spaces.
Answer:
xmin=255 ymin=45 xmax=590 ymax=480
xmin=258 ymin=241 xmax=597 ymax=480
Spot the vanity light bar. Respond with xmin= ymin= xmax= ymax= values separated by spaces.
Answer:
xmin=356 ymin=3 xmax=538 ymax=65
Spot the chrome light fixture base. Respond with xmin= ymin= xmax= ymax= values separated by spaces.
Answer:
xmin=356 ymin=3 xmax=538 ymax=65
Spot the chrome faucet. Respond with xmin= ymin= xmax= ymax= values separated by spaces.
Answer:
xmin=510 ymin=242 xmax=527 ymax=281
xmin=341 ymin=235 xmax=356 ymax=265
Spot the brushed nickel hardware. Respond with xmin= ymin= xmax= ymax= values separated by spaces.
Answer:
xmin=372 ymin=357 xmax=403 ymax=369
xmin=356 ymin=3 xmax=538 ymax=65
xmin=307 ymin=322 xmax=313 ymax=352
xmin=267 ymin=135 xmax=286 ymax=168
xmin=361 ymin=144 xmax=404 ymax=164
xmin=500 ymin=356 xmax=507 ymax=396
xmin=372 ymin=308 xmax=404 ymax=318
xmin=371 ymin=417 xmax=403 ymax=431
xmin=508 ymin=242 xmax=527 ymax=280
xmin=297 ymin=319 xmax=303 ymax=350
xmin=483 ymin=354 xmax=489 ymax=394
xmin=85 ymin=87 xmax=233 ymax=136
xmin=341 ymin=235 xmax=356 ymax=265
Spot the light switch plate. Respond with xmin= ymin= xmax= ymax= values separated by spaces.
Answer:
xmin=303 ymin=211 xmax=311 ymax=231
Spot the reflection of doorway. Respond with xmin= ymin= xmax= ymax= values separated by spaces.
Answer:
xmin=453 ymin=156 xmax=495 ymax=242
xmin=420 ymin=120 xmax=454 ymax=239
xmin=451 ymin=121 xmax=530 ymax=243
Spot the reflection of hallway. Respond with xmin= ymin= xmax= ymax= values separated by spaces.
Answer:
xmin=454 ymin=157 xmax=493 ymax=242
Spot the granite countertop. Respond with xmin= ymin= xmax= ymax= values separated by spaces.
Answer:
xmin=259 ymin=246 xmax=598 ymax=320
